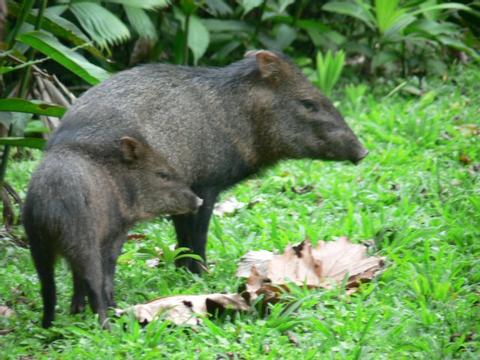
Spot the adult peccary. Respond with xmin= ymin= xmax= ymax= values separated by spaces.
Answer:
xmin=47 ymin=50 xmax=368 ymax=274
xmin=23 ymin=135 xmax=202 ymax=328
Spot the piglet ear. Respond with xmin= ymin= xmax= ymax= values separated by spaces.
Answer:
xmin=120 ymin=136 xmax=145 ymax=162
xmin=245 ymin=50 xmax=282 ymax=79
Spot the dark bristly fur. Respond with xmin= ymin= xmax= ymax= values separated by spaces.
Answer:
xmin=45 ymin=50 xmax=368 ymax=274
xmin=23 ymin=136 xmax=202 ymax=328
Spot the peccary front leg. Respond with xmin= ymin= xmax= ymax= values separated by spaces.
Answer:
xmin=172 ymin=213 xmax=195 ymax=270
xmin=70 ymin=271 xmax=86 ymax=314
xmin=102 ymin=234 xmax=127 ymax=308
xmin=173 ymin=188 xmax=218 ymax=274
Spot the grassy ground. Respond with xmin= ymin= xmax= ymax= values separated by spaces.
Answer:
xmin=1 ymin=65 xmax=479 ymax=359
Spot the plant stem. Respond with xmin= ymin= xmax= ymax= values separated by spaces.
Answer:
xmin=253 ymin=0 xmax=268 ymax=46
xmin=18 ymin=0 xmax=48 ymax=96
xmin=4 ymin=0 xmax=36 ymax=48
xmin=293 ymin=0 xmax=308 ymax=26
xmin=183 ymin=13 xmax=190 ymax=65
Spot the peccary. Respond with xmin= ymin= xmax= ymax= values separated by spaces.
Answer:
xmin=23 ymin=135 xmax=202 ymax=328
xmin=47 ymin=50 xmax=368 ymax=274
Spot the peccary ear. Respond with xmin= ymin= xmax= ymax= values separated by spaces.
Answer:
xmin=120 ymin=136 xmax=145 ymax=162
xmin=245 ymin=50 xmax=282 ymax=79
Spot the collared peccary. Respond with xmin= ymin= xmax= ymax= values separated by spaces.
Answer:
xmin=23 ymin=135 xmax=202 ymax=328
xmin=47 ymin=50 xmax=368 ymax=274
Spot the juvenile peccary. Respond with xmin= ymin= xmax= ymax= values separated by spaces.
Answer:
xmin=47 ymin=50 xmax=368 ymax=274
xmin=23 ymin=135 xmax=202 ymax=328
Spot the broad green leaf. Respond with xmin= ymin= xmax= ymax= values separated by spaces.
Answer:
xmin=410 ymin=3 xmax=473 ymax=18
xmin=101 ymin=0 xmax=169 ymax=9
xmin=212 ymin=41 xmax=241 ymax=60
xmin=17 ymin=31 xmax=110 ymax=85
xmin=8 ymin=2 xmax=104 ymax=59
xmin=322 ymin=1 xmax=375 ymax=29
xmin=241 ymin=0 xmax=263 ymax=15
xmin=124 ymin=6 xmax=158 ymax=40
xmin=0 ymin=98 xmax=66 ymax=117
xmin=70 ymin=2 xmax=130 ymax=48
xmin=259 ymin=24 xmax=297 ymax=51
xmin=372 ymin=49 xmax=399 ymax=70
xmin=375 ymin=0 xmax=404 ymax=34
xmin=24 ymin=120 xmax=51 ymax=134
xmin=205 ymin=0 xmax=233 ymax=16
xmin=383 ymin=14 xmax=416 ymax=39
xmin=188 ymin=16 xmax=210 ymax=64
xmin=278 ymin=0 xmax=295 ymax=14
xmin=298 ymin=20 xmax=326 ymax=46
xmin=203 ymin=19 xmax=253 ymax=33
xmin=0 ymin=137 xmax=46 ymax=150
xmin=405 ymin=19 xmax=458 ymax=37
xmin=437 ymin=35 xmax=480 ymax=60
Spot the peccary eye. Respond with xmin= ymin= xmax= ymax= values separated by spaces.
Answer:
xmin=300 ymin=99 xmax=319 ymax=112
xmin=155 ymin=171 xmax=171 ymax=180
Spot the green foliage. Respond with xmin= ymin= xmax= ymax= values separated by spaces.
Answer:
xmin=17 ymin=31 xmax=110 ymax=85
xmin=69 ymin=2 xmax=130 ymax=49
xmin=315 ymin=49 xmax=345 ymax=97
xmin=323 ymin=0 xmax=479 ymax=75
xmin=344 ymin=83 xmax=368 ymax=113
xmin=0 ymin=137 xmax=45 ymax=150
xmin=0 ymin=98 xmax=66 ymax=117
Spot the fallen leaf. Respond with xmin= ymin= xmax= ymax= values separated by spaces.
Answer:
xmin=459 ymin=153 xmax=472 ymax=165
xmin=267 ymin=241 xmax=323 ymax=286
xmin=236 ymin=250 xmax=274 ymax=278
xmin=286 ymin=331 xmax=300 ymax=346
xmin=456 ymin=124 xmax=479 ymax=137
xmin=291 ymin=185 xmax=314 ymax=194
xmin=237 ymin=238 xmax=385 ymax=298
xmin=146 ymin=258 xmax=160 ymax=268
xmin=117 ymin=293 xmax=249 ymax=325
xmin=468 ymin=163 xmax=480 ymax=176
xmin=0 ymin=305 xmax=14 ymax=318
xmin=127 ymin=233 xmax=146 ymax=241
xmin=213 ymin=197 xmax=245 ymax=216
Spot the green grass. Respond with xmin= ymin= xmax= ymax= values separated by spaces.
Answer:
xmin=1 ymin=65 xmax=479 ymax=359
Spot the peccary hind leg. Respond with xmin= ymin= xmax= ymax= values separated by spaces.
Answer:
xmin=70 ymin=270 xmax=86 ymax=314
xmin=71 ymin=254 xmax=108 ymax=328
xmin=173 ymin=188 xmax=218 ymax=274
xmin=30 ymin=241 xmax=56 ymax=328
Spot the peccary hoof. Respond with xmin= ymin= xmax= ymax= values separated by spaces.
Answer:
xmin=175 ymin=257 xmax=206 ymax=274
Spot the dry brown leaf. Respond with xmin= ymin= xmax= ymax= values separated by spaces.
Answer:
xmin=213 ymin=197 xmax=245 ymax=216
xmin=456 ymin=124 xmax=479 ymax=137
xmin=459 ymin=153 xmax=472 ymax=165
xmin=0 ymin=305 xmax=14 ymax=318
xmin=127 ymin=233 xmax=146 ymax=241
xmin=117 ymin=293 xmax=249 ymax=325
xmin=268 ymin=241 xmax=323 ymax=286
xmin=236 ymin=250 xmax=273 ymax=278
xmin=238 ymin=237 xmax=385 ymax=297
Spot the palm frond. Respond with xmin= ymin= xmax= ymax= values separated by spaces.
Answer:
xmin=101 ymin=0 xmax=169 ymax=10
xmin=69 ymin=2 xmax=130 ymax=49
xmin=124 ymin=6 xmax=158 ymax=41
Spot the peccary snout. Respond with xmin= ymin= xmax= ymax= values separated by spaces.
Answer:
xmin=352 ymin=148 xmax=369 ymax=165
